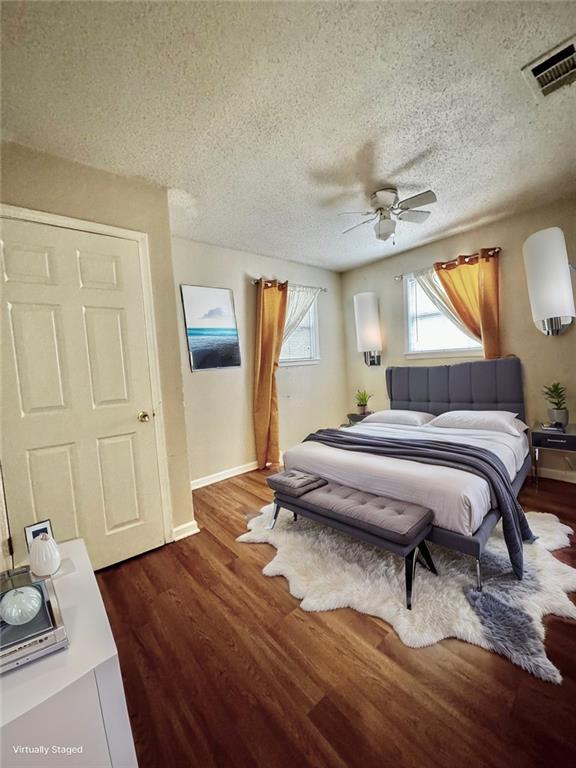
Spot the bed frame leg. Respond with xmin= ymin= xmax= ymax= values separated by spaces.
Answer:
xmin=268 ymin=503 xmax=281 ymax=530
xmin=476 ymin=558 xmax=483 ymax=591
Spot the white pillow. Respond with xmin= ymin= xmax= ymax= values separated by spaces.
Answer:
xmin=426 ymin=410 xmax=528 ymax=436
xmin=362 ymin=409 xmax=435 ymax=427
xmin=513 ymin=418 xmax=530 ymax=434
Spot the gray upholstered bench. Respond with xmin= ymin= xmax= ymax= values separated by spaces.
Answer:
xmin=269 ymin=482 xmax=438 ymax=610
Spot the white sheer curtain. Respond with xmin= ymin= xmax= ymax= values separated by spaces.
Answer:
xmin=283 ymin=284 xmax=322 ymax=342
xmin=413 ymin=266 xmax=478 ymax=341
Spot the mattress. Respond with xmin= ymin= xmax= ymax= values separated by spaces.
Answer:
xmin=283 ymin=422 xmax=529 ymax=537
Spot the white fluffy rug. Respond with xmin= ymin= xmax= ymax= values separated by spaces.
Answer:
xmin=237 ymin=506 xmax=576 ymax=683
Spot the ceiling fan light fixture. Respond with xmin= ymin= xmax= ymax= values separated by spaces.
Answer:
xmin=374 ymin=217 xmax=396 ymax=241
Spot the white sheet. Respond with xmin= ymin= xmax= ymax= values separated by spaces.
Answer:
xmin=283 ymin=423 xmax=529 ymax=537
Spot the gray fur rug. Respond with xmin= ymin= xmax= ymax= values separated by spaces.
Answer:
xmin=238 ymin=508 xmax=576 ymax=683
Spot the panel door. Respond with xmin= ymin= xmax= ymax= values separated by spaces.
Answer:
xmin=1 ymin=219 xmax=165 ymax=568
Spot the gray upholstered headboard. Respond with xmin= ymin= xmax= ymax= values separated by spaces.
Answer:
xmin=385 ymin=358 xmax=525 ymax=422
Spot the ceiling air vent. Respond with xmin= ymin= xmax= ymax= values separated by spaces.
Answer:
xmin=522 ymin=37 xmax=576 ymax=99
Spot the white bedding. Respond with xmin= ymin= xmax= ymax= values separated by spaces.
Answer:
xmin=283 ymin=422 xmax=529 ymax=537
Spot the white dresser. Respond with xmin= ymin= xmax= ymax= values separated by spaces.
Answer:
xmin=1 ymin=539 xmax=138 ymax=767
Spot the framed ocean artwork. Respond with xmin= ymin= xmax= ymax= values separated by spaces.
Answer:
xmin=180 ymin=285 xmax=241 ymax=370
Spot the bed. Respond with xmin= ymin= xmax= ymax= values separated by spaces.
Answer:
xmin=283 ymin=358 xmax=532 ymax=586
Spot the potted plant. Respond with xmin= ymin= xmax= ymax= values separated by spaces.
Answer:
xmin=543 ymin=382 xmax=569 ymax=427
xmin=355 ymin=389 xmax=372 ymax=416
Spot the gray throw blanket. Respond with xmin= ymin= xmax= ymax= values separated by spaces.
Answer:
xmin=267 ymin=470 xmax=327 ymax=497
xmin=304 ymin=429 xmax=536 ymax=579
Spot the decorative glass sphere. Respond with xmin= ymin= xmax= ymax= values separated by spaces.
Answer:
xmin=0 ymin=586 xmax=42 ymax=626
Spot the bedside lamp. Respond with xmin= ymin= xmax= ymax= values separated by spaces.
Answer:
xmin=523 ymin=227 xmax=575 ymax=335
xmin=353 ymin=292 xmax=383 ymax=366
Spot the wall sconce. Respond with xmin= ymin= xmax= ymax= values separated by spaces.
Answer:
xmin=523 ymin=227 xmax=575 ymax=336
xmin=353 ymin=292 xmax=383 ymax=366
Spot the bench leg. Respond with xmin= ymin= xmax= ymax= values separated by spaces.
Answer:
xmin=405 ymin=549 xmax=417 ymax=610
xmin=417 ymin=541 xmax=438 ymax=576
xmin=268 ymin=503 xmax=281 ymax=530
xmin=293 ymin=512 xmax=298 ymax=522
xmin=476 ymin=558 xmax=483 ymax=591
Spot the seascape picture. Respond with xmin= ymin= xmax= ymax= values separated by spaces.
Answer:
xmin=180 ymin=285 xmax=241 ymax=370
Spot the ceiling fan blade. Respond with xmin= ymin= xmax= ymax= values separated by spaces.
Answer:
xmin=397 ymin=190 xmax=437 ymax=210
xmin=397 ymin=209 xmax=431 ymax=224
xmin=338 ymin=211 xmax=374 ymax=216
xmin=342 ymin=216 xmax=377 ymax=234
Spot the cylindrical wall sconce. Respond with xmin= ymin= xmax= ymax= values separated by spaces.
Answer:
xmin=353 ymin=292 xmax=383 ymax=366
xmin=523 ymin=227 xmax=575 ymax=335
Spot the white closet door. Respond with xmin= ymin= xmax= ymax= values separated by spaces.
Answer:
xmin=1 ymin=219 xmax=165 ymax=568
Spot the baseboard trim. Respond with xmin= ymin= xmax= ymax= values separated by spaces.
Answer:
xmin=537 ymin=468 xmax=576 ymax=485
xmin=190 ymin=461 xmax=259 ymax=490
xmin=172 ymin=520 xmax=201 ymax=541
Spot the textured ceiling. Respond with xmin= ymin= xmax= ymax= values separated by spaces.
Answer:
xmin=2 ymin=1 xmax=576 ymax=271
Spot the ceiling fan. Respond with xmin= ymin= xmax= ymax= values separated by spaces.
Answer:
xmin=340 ymin=188 xmax=437 ymax=242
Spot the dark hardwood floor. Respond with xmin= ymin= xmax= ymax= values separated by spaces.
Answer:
xmin=97 ymin=473 xmax=576 ymax=768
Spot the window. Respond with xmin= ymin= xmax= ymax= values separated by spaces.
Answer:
xmin=405 ymin=275 xmax=482 ymax=356
xmin=279 ymin=299 xmax=320 ymax=364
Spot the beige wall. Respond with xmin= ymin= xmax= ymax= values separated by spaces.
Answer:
xmin=171 ymin=237 xmax=347 ymax=482
xmin=342 ymin=197 xmax=576 ymax=477
xmin=3 ymin=140 xmax=574 ymax=498
xmin=1 ymin=142 xmax=193 ymax=528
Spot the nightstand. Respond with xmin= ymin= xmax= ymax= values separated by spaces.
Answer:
xmin=530 ymin=423 xmax=576 ymax=486
xmin=345 ymin=412 xmax=373 ymax=426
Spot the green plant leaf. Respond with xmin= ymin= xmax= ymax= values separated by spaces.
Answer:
xmin=355 ymin=389 xmax=372 ymax=406
xmin=542 ymin=382 xmax=567 ymax=409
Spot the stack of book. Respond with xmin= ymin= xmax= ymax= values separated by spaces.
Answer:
xmin=539 ymin=422 xmax=566 ymax=433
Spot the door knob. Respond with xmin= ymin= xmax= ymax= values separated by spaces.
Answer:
xmin=137 ymin=411 xmax=150 ymax=423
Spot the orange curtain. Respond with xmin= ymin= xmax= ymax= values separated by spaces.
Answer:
xmin=253 ymin=279 xmax=288 ymax=469
xmin=434 ymin=249 xmax=500 ymax=359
